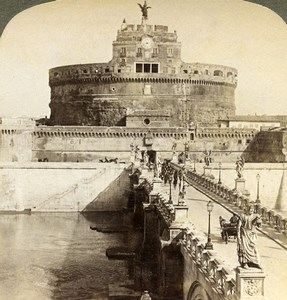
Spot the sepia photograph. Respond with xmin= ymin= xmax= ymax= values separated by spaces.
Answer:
xmin=0 ymin=0 xmax=287 ymax=299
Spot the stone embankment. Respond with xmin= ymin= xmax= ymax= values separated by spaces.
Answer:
xmin=0 ymin=162 xmax=129 ymax=212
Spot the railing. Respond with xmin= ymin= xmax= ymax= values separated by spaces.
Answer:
xmin=134 ymin=169 xmax=267 ymax=299
xmin=138 ymin=178 xmax=175 ymax=225
xmin=181 ymin=227 xmax=236 ymax=299
xmin=171 ymin=162 xmax=287 ymax=236
xmin=137 ymin=174 xmax=237 ymax=298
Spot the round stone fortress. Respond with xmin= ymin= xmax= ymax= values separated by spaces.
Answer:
xmin=49 ymin=3 xmax=237 ymax=127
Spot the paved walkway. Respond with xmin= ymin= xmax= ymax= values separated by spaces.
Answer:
xmin=185 ymin=175 xmax=287 ymax=250
xmin=161 ymin=182 xmax=287 ymax=300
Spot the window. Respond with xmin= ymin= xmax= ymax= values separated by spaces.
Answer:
xmin=214 ymin=70 xmax=223 ymax=76
xmin=194 ymin=70 xmax=199 ymax=75
xmin=136 ymin=64 xmax=143 ymax=73
xmin=238 ymin=139 xmax=242 ymax=144
xmin=144 ymin=118 xmax=150 ymax=125
xmin=152 ymin=64 xmax=158 ymax=73
xmin=136 ymin=48 xmax=142 ymax=57
xmin=144 ymin=64 xmax=151 ymax=73
xmin=153 ymin=48 xmax=158 ymax=54
xmin=205 ymin=70 xmax=209 ymax=75
xmin=135 ymin=63 xmax=159 ymax=73
xmin=190 ymin=133 xmax=194 ymax=141
xmin=120 ymin=47 xmax=126 ymax=54
xmin=167 ymin=48 xmax=173 ymax=55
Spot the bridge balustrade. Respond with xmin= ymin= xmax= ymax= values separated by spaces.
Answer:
xmin=181 ymin=228 xmax=237 ymax=299
xmin=170 ymin=162 xmax=287 ymax=238
xmin=135 ymin=169 xmax=266 ymax=300
xmin=261 ymin=207 xmax=269 ymax=223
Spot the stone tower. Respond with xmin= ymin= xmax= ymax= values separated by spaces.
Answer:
xmin=49 ymin=2 xmax=237 ymax=127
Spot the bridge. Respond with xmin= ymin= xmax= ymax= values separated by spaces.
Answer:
xmin=131 ymin=161 xmax=287 ymax=300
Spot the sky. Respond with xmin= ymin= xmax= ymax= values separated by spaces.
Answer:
xmin=0 ymin=0 xmax=287 ymax=118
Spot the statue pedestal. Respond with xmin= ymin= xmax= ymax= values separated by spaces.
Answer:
xmin=141 ymin=167 xmax=149 ymax=177
xmin=204 ymin=166 xmax=211 ymax=176
xmin=235 ymin=178 xmax=246 ymax=192
xmin=134 ymin=160 xmax=141 ymax=168
xmin=235 ymin=267 xmax=266 ymax=300
xmin=152 ymin=177 xmax=162 ymax=193
xmin=173 ymin=204 xmax=188 ymax=221
xmin=130 ymin=154 xmax=135 ymax=164
xmin=172 ymin=152 xmax=177 ymax=163
xmin=235 ymin=178 xmax=250 ymax=197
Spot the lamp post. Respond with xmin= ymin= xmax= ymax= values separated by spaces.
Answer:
xmin=193 ymin=154 xmax=196 ymax=172
xmin=218 ymin=162 xmax=222 ymax=185
xmin=167 ymin=165 xmax=174 ymax=204
xmin=205 ymin=201 xmax=214 ymax=250
xmin=255 ymin=173 xmax=261 ymax=212
xmin=184 ymin=142 xmax=189 ymax=165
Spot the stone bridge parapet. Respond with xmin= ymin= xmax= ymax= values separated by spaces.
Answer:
xmin=181 ymin=226 xmax=236 ymax=300
xmin=133 ymin=169 xmax=266 ymax=300
xmin=170 ymin=162 xmax=287 ymax=239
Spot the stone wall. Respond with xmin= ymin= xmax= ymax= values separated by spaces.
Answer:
xmin=49 ymin=72 xmax=236 ymax=127
xmin=244 ymin=130 xmax=286 ymax=162
xmin=0 ymin=163 xmax=129 ymax=212
xmin=4 ymin=125 xmax=282 ymax=163
xmin=0 ymin=129 xmax=33 ymax=162
xmin=32 ymin=126 xmax=258 ymax=163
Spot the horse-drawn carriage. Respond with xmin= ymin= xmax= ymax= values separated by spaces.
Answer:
xmin=219 ymin=216 xmax=238 ymax=244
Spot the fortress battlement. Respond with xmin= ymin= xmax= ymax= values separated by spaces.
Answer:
xmin=49 ymin=63 xmax=237 ymax=86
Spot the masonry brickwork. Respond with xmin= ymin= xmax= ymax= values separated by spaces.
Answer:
xmin=49 ymin=20 xmax=237 ymax=127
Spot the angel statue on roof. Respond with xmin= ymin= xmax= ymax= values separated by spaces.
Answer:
xmin=138 ymin=1 xmax=151 ymax=20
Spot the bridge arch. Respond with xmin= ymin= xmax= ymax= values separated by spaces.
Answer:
xmin=187 ymin=281 xmax=210 ymax=300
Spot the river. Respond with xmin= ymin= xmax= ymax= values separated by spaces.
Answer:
xmin=0 ymin=212 xmax=135 ymax=300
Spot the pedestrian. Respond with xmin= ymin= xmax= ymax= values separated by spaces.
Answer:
xmin=229 ymin=213 xmax=239 ymax=226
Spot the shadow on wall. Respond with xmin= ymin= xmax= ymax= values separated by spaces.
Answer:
xmin=243 ymin=131 xmax=285 ymax=162
xmin=82 ymin=169 xmax=131 ymax=212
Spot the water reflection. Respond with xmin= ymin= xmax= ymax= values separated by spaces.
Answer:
xmin=0 ymin=212 xmax=133 ymax=300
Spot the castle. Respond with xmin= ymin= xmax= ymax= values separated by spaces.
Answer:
xmin=0 ymin=2 xmax=286 ymax=164
xmin=49 ymin=2 xmax=237 ymax=128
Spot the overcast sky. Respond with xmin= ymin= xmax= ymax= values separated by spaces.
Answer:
xmin=0 ymin=0 xmax=287 ymax=118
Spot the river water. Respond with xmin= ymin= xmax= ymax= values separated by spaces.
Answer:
xmin=0 ymin=212 xmax=134 ymax=300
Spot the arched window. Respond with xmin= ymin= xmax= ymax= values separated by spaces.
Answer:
xmin=214 ymin=70 xmax=223 ymax=76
